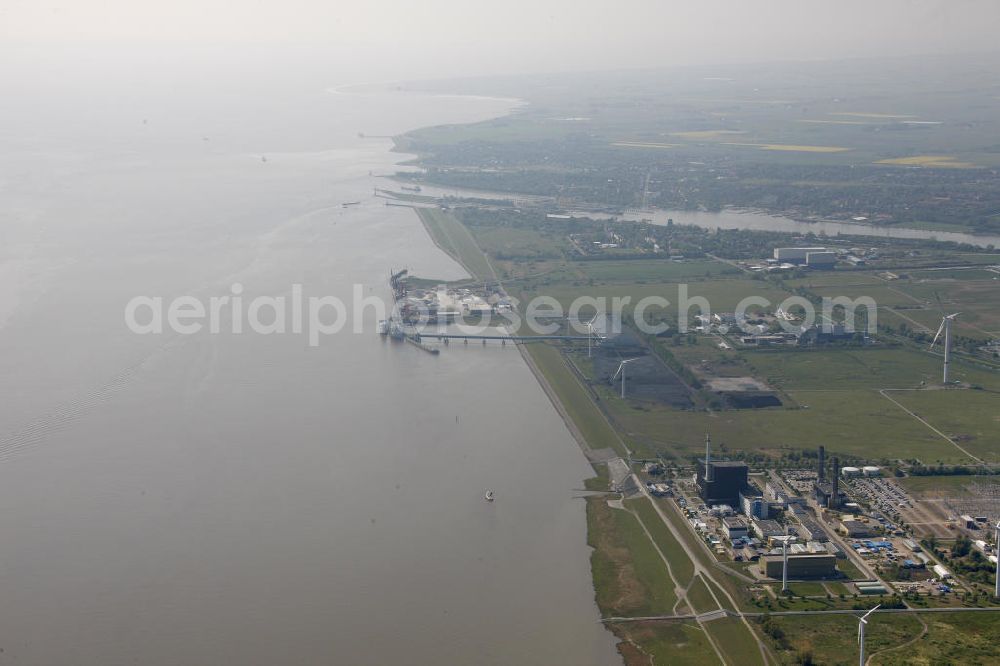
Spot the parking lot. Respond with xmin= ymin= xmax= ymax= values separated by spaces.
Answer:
xmin=844 ymin=476 xmax=914 ymax=531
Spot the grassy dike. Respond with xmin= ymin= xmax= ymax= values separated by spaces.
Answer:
xmin=414 ymin=208 xmax=496 ymax=281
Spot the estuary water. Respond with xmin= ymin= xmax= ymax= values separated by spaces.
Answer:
xmin=0 ymin=69 xmax=618 ymax=665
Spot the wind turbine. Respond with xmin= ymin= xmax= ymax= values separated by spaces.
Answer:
xmin=782 ymin=524 xmax=790 ymax=594
xmin=995 ymin=521 xmax=1000 ymax=599
xmin=611 ymin=357 xmax=641 ymax=399
xmin=585 ymin=314 xmax=603 ymax=358
xmin=857 ymin=604 xmax=880 ymax=666
xmin=929 ymin=313 xmax=960 ymax=384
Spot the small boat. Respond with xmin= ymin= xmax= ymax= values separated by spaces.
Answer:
xmin=342 ymin=201 xmax=361 ymax=207
xmin=484 ymin=490 xmax=495 ymax=502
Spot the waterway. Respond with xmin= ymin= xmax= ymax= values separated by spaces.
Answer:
xmin=411 ymin=184 xmax=1000 ymax=249
xmin=0 ymin=67 xmax=618 ymax=665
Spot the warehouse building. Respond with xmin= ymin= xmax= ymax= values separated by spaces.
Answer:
xmin=760 ymin=553 xmax=837 ymax=579
xmin=933 ymin=564 xmax=952 ymax=580
xmin=753 ymin=518 xmax=786 ymax=540
xmin=796 ymin=516 xmax=829 ymax=543
xmin=839 ymin=519 xmax=874 ymax=538
xmin=773 ymin=247 xmax=827 ymax=263
xmin=723 ymin=516 xmax=749 ymax=541
xmin=805 ymin=251 xmax=838 ymax=268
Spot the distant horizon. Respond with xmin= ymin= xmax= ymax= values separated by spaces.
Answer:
xmin=393 ymin=48 xmax=1000 ymax=90
xmin=5 ymin=1 xmax=1000 ymax=85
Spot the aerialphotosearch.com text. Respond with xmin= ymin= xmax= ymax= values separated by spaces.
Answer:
xmin=124 ymin=283 xmax=877 ymax=346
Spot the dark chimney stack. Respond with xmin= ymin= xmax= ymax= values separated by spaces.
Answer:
xmin=818 ymin=445 xmax=826 ymax=482
xmin=829 ymin=457 xmax=840 ymax=509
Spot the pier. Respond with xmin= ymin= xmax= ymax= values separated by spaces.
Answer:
xmin=405 ymin=336 xmax=441 ymax=355
xmin=414 ymin=333 xmax=591 ymax=343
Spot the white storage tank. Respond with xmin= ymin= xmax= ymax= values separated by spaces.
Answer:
xmin=841 ymin=466 xmax=861 ymax=478
xmin=862 ymin=466 xmax=881 ymax=477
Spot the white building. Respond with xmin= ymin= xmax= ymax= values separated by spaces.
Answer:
xmin=773 ymin=247 xmax=827 ymax=263
xmin=805 ymin=251 xmax=838 ymax=268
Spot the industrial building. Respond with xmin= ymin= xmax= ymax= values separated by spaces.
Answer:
xmin=752 ymin=518 xmax=786 ymax=540
xmin=805 ymin=251 xmax=837 ymax=268
xmin=698 ymin=460 xmax=749 ymax=506
xmin=764 ymin=481 xmax=784 ymax=502
xmin=696 ymin=436 xmax=749 ymax=506
xmin=760 ymin=553 xmax=837 ymax=579
xmin=773 ymin=247 xmax=827 ymax=263
xmin=796 ymin=516 xmax=829 ymax=543
xmin=740 ymin=489 xmax=769 ymax=520
xmin=839 ymin=519 xmax=874 ymax=538
xmin=856 ymin=582 xmax=888 ymax=595
xmin=932 ymin=564 xmax=952 ymax=580
xmin=813 ymin=450 xmax=845 ymax=509
xmin=723 ymin=516 xmax=749 ymax=541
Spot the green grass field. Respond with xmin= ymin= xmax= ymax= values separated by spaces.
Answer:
xmin=588 ymin=499 xmax=677 ymax=617
xmin=873 ymin=612 xmax=1000 ymax=665
xmin=745 ymin=348 xmax=1000 ymax=391
xmin=574 ymin=259 xmax=740 ymax=283
xmin=685 ymin=575 xmax=717 ymax=614
xmin=469 ymin=225 xmax=566 ymax=261
xmin=784 ymin=273 xmax=888 ymax=289
xmin=765 ymin=614 xmax=923 ymax=665
xmin=780 ymin=582 xmax=829 ymax=596
xmin=764 ymin=612 xmax=1000 ymax=665
xmin=414 ymin=208 xmax=495 ymax=280
xmin=609 ymin=620 xmax=720 ymax=666
xmin=781 ymin=266 xmax=1000 ymax=340
xmin=526 ymin=277 xmax=794 ymax=318
xmin=704 ymin=617 xmax=766 ymax=666
xmin=630 ymin=497 xmax=695 ymax=586
xmin=898 ymin=474 xmax=998 ymax=496
xmin=523 ymin=343 xmax=625 ymax=455
xmin=886 ymin=389 xmax=1000 ymax=463
xmin=601 ymin=385 xmax=963 ymax=462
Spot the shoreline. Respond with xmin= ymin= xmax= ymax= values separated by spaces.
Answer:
xmin=389 ymin=91 xmax=626 ymax=661
xmin=389 ymin=178 xmax=1000 ymax=247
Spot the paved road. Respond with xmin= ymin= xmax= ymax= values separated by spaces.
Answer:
xmin=603 ymin=604 xmax=1000 ymax=623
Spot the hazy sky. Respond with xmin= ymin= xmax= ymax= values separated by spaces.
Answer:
xmin=4 ymin=1 xmax=1000 ymax=82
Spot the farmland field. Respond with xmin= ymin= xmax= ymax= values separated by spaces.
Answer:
xmin=526 ymin=278 xmax=795 ymax=317
xmin=887 ymin=389 xmax=1000 ymax=463
xmin=897 ymin=474 xmax=996 ymax=497
xmin=744 ymin=348 xmax=999 ymax=391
